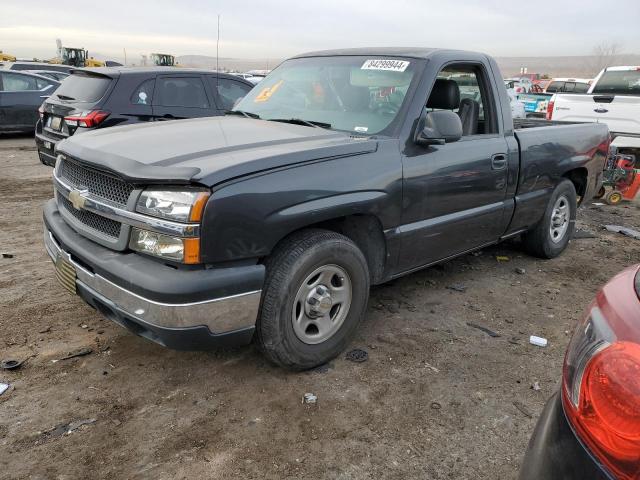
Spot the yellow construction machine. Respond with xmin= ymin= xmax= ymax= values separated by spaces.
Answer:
xmin=150 ymin=53 xmax=177 ymax=67
xmin=0 ymin=50 xmax=17 ymax=62
xmin=50 ymin=39 xmax=105 ymax=67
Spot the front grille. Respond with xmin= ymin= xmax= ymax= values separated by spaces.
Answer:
xmin=59 ymin=195 xmax=122 ymax=239
xmin=59 ymin=159 xmax=134 ymax=206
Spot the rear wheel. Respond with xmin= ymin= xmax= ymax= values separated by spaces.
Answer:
xmin=256 ymin=229 xmax=370 ymax=370
xmin=594 ymin=186 xmax=606 ymax=199
xmin=522 ymin=180 xmax=576 ymax=259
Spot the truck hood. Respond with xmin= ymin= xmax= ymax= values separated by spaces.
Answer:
xmin=56 ymin=116 xmax=378 ymax=186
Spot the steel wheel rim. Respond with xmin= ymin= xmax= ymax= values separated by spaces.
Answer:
xmin=550 ymin=195 xmax=570 ymax=243
xmin=291 ymin=264 xmax=352 ymax=345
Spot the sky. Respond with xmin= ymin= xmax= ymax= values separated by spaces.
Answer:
xmin=1 ymin=0 xmax=639 ymax=62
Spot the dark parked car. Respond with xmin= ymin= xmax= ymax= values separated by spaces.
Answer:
xmin=520 ymin=264 xmax=640 ymax=480
xmin=0 ymin=61 xmax=72 ymax=73
xmin=43 ymin=48 xmax=609 ymax=369
xmin=0 ymin=70 xmax=59 ymax=133
xmin=36 ymin=67 xmax=254 ymax=166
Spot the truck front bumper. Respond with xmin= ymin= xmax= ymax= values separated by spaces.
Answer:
xmin=43 ymin=199 xmax=264 ymax=350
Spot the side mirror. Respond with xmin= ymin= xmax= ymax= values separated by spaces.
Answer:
xmin=414 ymin=110 xmax=463 ymax=146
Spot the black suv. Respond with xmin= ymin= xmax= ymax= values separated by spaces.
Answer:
xmin=36 ymin=67 xmax=254 ymax=166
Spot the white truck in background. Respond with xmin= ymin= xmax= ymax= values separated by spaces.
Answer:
xmin=547 ymin=66 xmax=640 ymax=156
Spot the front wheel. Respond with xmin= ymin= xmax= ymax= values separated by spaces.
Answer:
xmin=256 ymin=229 xmax=370 ymax=370
xmin=522 ymin=180 xmax=577 ymax=259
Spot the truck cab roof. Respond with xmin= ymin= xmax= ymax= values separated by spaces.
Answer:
xmin=292 ymin=47 xmax=482 ymax=60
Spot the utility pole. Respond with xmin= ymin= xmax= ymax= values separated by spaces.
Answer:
xmin=216 ymin=14 xmax=220 ymax=73
xmin=123 ymin=48 xmax=127 ymax=66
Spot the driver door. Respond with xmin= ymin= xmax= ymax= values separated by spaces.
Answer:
xmin=397 ymin=63 xmax=511 ymax=272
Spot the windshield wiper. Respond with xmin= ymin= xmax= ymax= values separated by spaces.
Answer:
xmin=56 ymin=94 xmax=76 ymax=100
xmin=269 ymin=118 xmax=332 ymax=129
xmin=226 ymin=110 xmax=260 ymax=119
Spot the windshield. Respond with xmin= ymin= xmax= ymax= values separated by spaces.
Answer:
xmin=592 ymin=69 xmax=640 ymax=95
xmin=233 ymin=56 xmax=420 ymax=135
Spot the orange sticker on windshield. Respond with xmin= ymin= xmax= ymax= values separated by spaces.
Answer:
xmin=254 ymin=80 xmax=283 ymax=103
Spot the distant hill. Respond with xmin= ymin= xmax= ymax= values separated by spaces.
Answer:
xmin=176 ymin=55 xmax=280 ymax=72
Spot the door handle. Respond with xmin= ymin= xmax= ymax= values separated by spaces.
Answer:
xmin=491 ymin=153 xmax=507 ymax=170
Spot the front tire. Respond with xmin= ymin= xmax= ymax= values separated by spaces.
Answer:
xmin=256 ymin=229 xmax=370 ymax=370
xmin=522 ymin=180 xmax=576 ymax=259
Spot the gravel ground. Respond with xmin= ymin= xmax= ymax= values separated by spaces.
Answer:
xmin=1 ymin=134 xmax=638 ymax=480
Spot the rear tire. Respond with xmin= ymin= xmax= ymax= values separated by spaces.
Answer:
xmin=256 ymin=229 xmax=370 ymax=370
xmin=522 ymin=180 xmax=576 ymax=259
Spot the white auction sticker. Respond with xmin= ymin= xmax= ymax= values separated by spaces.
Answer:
xmin=361 ymin=59 xmax=410 ymax=72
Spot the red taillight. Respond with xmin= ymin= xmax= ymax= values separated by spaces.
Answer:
xmin=546 ymin=98 xmax=555 ymax=120
xmin=584 ymin=343 xmax=640 ymax=441
xmin=64 ymin=110 xmax=110 ymax=128
xmin=562 ymin=265 xmax=640 ymax=480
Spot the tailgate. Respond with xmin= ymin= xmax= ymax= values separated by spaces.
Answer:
xmin=42 ymin=99 xmax=77 ymax=139
xmin=553 ymin=94 xmax=640 ymax=134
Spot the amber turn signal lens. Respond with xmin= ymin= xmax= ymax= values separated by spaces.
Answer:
xmin=189 ymin=192 xmax=210 ymax=222
xmin=183 ymin=238 xmax=201 ymax=264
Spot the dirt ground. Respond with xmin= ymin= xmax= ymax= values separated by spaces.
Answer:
xmin=0 ymin=134 xmax=638 ymax=480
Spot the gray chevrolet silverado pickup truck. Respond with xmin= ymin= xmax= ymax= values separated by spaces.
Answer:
xmin=43 ymin=48 xmax=609 ymax=369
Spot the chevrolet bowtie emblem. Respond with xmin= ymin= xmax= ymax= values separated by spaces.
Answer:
xmin=68 ymin=188 xmax=89 ymax=210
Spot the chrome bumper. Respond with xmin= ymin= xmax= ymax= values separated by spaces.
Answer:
xmin=43 ymin=229 xmax=261 ymax=334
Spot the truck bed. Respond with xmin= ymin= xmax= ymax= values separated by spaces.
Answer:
xmin=506 ymin=120 xmax=610 ymax=235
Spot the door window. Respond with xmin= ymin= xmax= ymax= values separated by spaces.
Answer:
xmin=155 ymin=77 xmax=209 ymax=108
xmin=430 ymin=64 xmax=497 ymax=136
xmin=592 ymin=69 xmax=640 ymax=95
xmin=131 ymin=79 xmax=155 ymax=105
xmin=1 ymin=72 xmax=38 ymax=91
xmin=209 ymin=77 xmax=252 ymax=110
xmin=35 ymin=77 xmax=55 ymax=90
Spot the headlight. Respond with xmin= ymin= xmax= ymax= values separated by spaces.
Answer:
xmin=129 ymin=228 xmax=200 ymax=264
xmin=136 ymin=190 xmax=209 ymax=222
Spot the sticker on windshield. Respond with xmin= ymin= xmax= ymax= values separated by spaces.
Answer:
xmin=354 ymin=126 xmax=368 ymax=133
xmin=361 ymin=59 xmax=410 ymax=72
xmin=254 ymin=80 xmax=283 ymax=103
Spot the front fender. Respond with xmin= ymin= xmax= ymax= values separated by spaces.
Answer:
xmin=199 ymin=143 xmax=402 ymax=264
